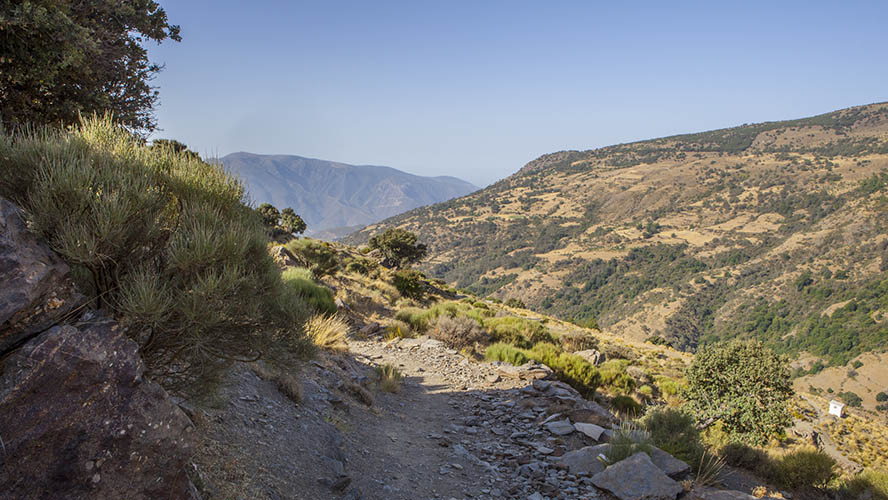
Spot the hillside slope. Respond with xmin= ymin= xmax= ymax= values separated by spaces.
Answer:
xmin=346 ymin=103 xmax=888 ymax=389
xmin=221 ymin=153 xmax=477 ymax=238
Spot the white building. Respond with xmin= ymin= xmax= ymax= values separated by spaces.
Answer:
xmin=828 ymin=399 xmax=845 ymax=418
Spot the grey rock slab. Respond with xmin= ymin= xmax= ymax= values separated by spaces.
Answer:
xmin=545 ymin=418 xmax=575 ymax=436
xmin=591 ymin=452 xmax=683 ymax=500
xmin=648 ymin=446 xmax=691 ymax=478
xmin=685 ymin=487 xmax=759 ymax=500
xmin=574 ymin=422 xmax=605 ymax=440
xmin=556 ymin=444 xmax=610 ymax=476
xmin=574 ymin=349 xmax=604 ymax=366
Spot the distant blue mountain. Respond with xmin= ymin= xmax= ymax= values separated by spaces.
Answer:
xmin=220 ymin=152 xmax=477 ymax=238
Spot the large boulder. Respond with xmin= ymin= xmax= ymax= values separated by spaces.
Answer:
xmin=557 ymin=443 xmax=610 ymax=476
xmin=574 ymin=349 xmax=605 ymax=366
xmin=269 ymin=245 xmax=300 ymax=268
xmin=648 ymin=446 xmax=691 ymax=478
xmin=0 ymin=197 xmax=81 ymax=354
xmin=591 ymin=452 xmax=684 ymax=500
xmin=0 ymin=312 xmax=194 ymax=499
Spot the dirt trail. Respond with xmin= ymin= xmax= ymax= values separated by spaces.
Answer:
xmin=191 ymin=335 xmax=609 ymax=500
xmin=795 ymin=395 xmax=863 ymax=472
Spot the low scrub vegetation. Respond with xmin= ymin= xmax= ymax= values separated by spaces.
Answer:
xmin=392 ymin=269 xmax=426 ymax=300
xmin=600 ymin=422 xmax=652 ymax=466
xmin=483 ymin=316 xmax=554 ymax=348
xmin=374 ymin=363 xmax=403 ymax=393
xmin=305 ymin=314 xmax=349 ymax=350
xmin=485 ymin=342 xmax=530 ymax=366
xmin=0 ymin=117 xmax=309 ymax=391
xmin=430 ymin=315 xmax=486 ymax=350
xmin=641 ymin=407 xmax=704 ymax=466
xmin=484 ymin=342 xmax=601 ymax=396
xmin=282 ymin=268 xmax=337 ymax=315
xmin=774 ymin=448 xmax=836 ymax=490
xmin=285 ymin=238 xmax=339 ymax=278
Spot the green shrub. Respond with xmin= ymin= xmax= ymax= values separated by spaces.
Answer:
xmin=774 ymin=448 xmax=836 ymax=490
xmin=0 ymin=117 xmax=309 ymax=391
xmin=719 ymin=442 xmax=773 ymax=476
xmin=484 ymin=316 xmax=554 ymax=348
xmin=642 ymin=407 xmax=704 ymax=466
xmin=683 ymin=340 xmax=793 ymax=446
xmin=430 ymin=315 xmax=487 ymax=350
xmin=394 ymin=308 xmax=433 ymax=333
xmin=345 ymin=257 xmax=374 ymax=275
xmin=285 ymin=238 xmax=339 ymax=277
xmin=529 ymin=343 xmax=601 ymax=397
xmin=839 ymin=391 xmax=863 ymax=407
xmin=656 ymin=377 xmax=682 ymax=397
xmin=599 ymin=359 xmax=637 ymax=394
xmin=504 ymin=297 xmax=526 ymax=308
xmin=392 ymin=269 xmax=426 ymax=299
xmin=877 ymin=392 xmax=888 ymax=402
xmin=282 ymin=268 xmax=336 ymax=315
xmin=610 ymin=395 xmax=642 ymax=416
xmin=485 ymin=343 xmax=529 ymax=366
xmin=601 ymin=422 xmax=652 ymax=466
xmin=844 ymin=469 xmax=888 ymax=500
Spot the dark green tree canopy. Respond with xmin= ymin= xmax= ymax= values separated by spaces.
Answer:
xmin=151 ymin=139 xmax=201 ymax=161
xmin=257 ymin=203 xmax=281 ymax=229
xmin=280 ymin=207 xmax=307 ymax=235
xmin=683 ymin=339 xmax=793 ymax=446
xmin=368 ymin=228 xmax=428 ymax=268
xmin=0 ymin=0 xmax=180 ymax=133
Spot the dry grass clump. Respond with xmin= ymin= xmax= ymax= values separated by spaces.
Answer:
xmin=384 ymin=319 xmax=415 ymax=340
xmin=306 ymin=314 xmax=349 ymax=350
xmin=250 ymin=362 xmax=302 ymax=404
xmin=823 ymin=414 xmax=888 ymax=467
xmin=559 ymin=332 xmax=599 ymax=352
xmin=374 ymin=363 xmax=403 ymax=393
xmin=344 ymin=382 xmax=374 ymax=406
xmin=430 ymin=315 xmax=487 ymax=350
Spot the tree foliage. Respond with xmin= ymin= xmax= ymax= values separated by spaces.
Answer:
xmin=0 ymin=0 xmax=180 ymax=133
xmin=683 ymin=340 xmax=793 ymax=445
xmin=280 ymin=207 xmax=306 ymax=235
xmin=257 ymin=203 xmax=281 ymax=228
xmin=257 ymin=203 xmax=306 ymax=237
xmin=368 ymin=228 xmax=428 ymax=268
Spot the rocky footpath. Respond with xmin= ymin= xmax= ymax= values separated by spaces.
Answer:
xmin=335 ymin=335 xmax=770 ymax=500
xmin=0 ymin=197 xmax=194 ymax=499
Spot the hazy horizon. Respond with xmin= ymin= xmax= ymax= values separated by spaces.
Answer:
xmin=149 ymin=1 xmax=888 ymax=186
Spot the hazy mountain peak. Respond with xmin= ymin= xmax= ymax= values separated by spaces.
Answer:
xmin=220 ymin=153 xmax=478 ymax=239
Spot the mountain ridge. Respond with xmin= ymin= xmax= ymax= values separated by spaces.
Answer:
xmin=220 ymin=152 xmax=478 ymax=238
xmin=344 ymin=102 xmax=888 ymax=408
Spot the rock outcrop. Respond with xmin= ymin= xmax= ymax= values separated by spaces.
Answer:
xmin=0 ymin=197 xmax=194 ymax=499
xmin=0 ymin=198 xmax=81 ymax=355
xmin=591 ymin=451 xmax=684 ymax=500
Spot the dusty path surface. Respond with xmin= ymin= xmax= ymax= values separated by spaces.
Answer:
xmin=192 ymin=336 xmax=617 ymax=500
xmin=795 ymin=395 xmax=862 ymax=472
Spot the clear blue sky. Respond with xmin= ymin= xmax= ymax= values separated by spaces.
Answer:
xmin=149 ymin=1 xmax=888 ymax=187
